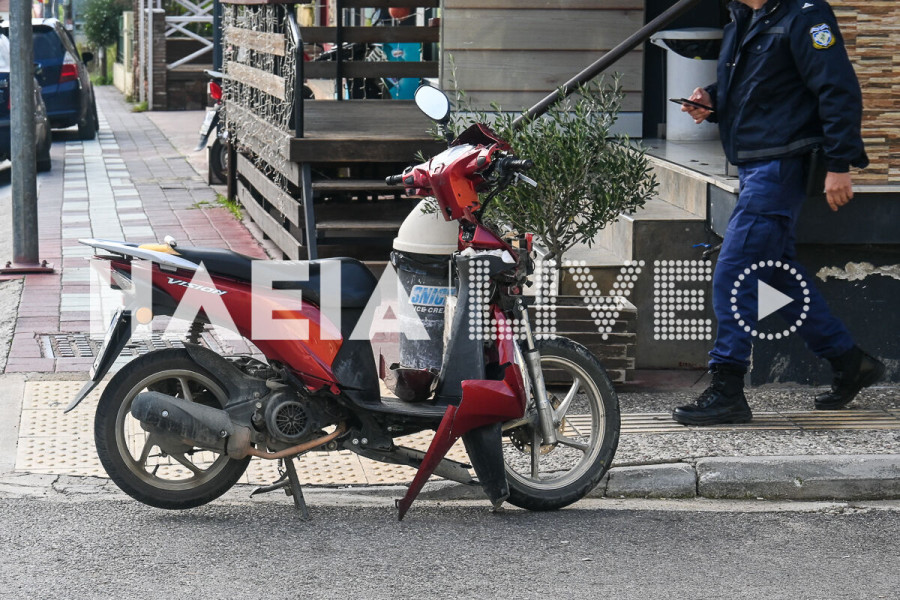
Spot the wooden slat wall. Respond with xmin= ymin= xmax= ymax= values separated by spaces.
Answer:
xmin=833 ymin=1 xmax=899 ymax=184
xmin=224 ymin=26 xmax=285 ymax=56
xmin=441 ymin=1 xmax=645 ymax=113
xmin=237 ymin=154 xmax=300 ymax=226
xmin=238 ymin=181 xmax=303 ymax=259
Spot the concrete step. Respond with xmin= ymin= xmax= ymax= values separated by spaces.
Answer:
xmin=642 ymin=138 xmax=742 ymax=221
xmin=647 ymin=155 xmax=710 ymax=219
xmin=594 ymin=197 xmax=707 ymax=262
xmin=554 ymin=196 xmax=716 ymax=371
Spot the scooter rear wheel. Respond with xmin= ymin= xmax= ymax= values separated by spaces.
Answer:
xmin=503 ymin=337 xmax=620 ymax=511
xmin=94 ymin=349 xmax=250 ymax=510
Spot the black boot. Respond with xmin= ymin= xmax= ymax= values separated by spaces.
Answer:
xmin=672 ymin=364 xmax=752 ymax=426
xmin=814 ymin=346 xmax=885 ymax=410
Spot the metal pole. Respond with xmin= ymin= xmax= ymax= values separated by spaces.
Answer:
xmin=212 ymin=0 xmax=222 ymax=72
xmin=3 ymin=0 xmax=53 ymax=273
xmin=10 ymin=0 xmax=38 ymax=264
xmin=148 ymin=3 xmax=154 ymax=110
xmin=512 ymin=0 xmax=703 ymax=130
xmin=139 ymin=0 xmax=146 ymax=104
xmin=335 ymin=0 xmax=343 ymax=101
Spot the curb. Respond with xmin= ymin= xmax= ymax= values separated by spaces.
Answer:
xmin=3 ymin=455 xmax=898 ymax=503
xmin=696 ymin=455 xmax=900 ymax=501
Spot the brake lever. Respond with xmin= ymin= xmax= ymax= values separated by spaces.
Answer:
xmin=515 ymin=172 xmax=537 ymax=187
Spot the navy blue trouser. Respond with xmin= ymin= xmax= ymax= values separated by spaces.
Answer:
xmin=709 ymin=157 xmax=855 ymax=369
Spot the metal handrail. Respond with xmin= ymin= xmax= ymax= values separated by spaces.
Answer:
xmin=335 ymin=0 xmax=344 ymax=101
xmin=512 ymin=0 xmax=704 ymax=130
xmin=287 ymin=8 xmax=305 ymax=138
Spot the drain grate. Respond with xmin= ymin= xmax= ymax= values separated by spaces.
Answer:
xmin=39 ymin=333 xmax=188 ymax=359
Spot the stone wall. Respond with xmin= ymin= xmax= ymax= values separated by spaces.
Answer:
xmin=151 ymin=9 xmax=167 ymax=110
xmin=834 ymin=1 xmax=899 ymax=184
xmin=167 ymin=70 xmax=209 ymax=111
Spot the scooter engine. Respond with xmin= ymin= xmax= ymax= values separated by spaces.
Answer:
xmin=263 ymin=390 xmax=338 ymax=445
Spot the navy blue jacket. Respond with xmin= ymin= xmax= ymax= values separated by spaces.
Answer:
xmin=705 ymin=0 xmax=867 ymax=172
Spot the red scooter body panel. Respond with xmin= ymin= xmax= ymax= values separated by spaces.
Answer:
xmin=148 ymin=265 xmax=343 ymax=390
xmin=397 ymin=308 xmax=526 ymax=519
xmin=458 ymin=223 xmax=513 ymax=252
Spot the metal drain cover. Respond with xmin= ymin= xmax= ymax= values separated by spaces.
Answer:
xmin=39 ymin=333 xmax=188 ymax=359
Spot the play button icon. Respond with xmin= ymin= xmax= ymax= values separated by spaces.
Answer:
xmin=731 ymin=260 xmax=812 ymax=340
xmin=757 ymin=280 xmax=794 ymax=321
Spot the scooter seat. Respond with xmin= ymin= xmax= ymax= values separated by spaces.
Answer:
xmin=176 ymin=247 xmax=256 ymax=281
xmin=175 ymin=247 xmax=378 ymax=309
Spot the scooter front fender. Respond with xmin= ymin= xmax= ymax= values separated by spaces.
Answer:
xmin=194 ymin=109 xmax=220 ymax=151
xmin=396 ymin=377 xmax=525 ymax=520
xmin=193 ymin=132 xmax=212 ymax=152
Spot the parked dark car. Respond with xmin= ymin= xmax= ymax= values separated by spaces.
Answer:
xmin=0 ymin=34 xmax=52 ymax=172
xmin=28 ymin=18 xmax=98 ymax=140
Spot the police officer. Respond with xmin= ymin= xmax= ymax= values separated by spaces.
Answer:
xmin=672 ymin=0 xmax=884 ymax=425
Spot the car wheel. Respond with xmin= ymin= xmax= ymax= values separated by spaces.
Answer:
xmin=36 ymin=127 xmax=52 ymax=172
xmin=37 ymin=151 xmax=51 ymax=173
xmin=78 ymin=103 xmax=97 ymax=140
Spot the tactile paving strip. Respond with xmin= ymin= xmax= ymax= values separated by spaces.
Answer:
xmin=609 ymin=410 xmax=900 ymax=433
xmin=15 ymin=381 xmax=470 ymax=486
xmin=16 ymin=382 xmax=900 ymax=484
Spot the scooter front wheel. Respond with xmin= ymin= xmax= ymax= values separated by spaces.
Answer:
xmin=503 ymin=337 xmax=620 ymax=511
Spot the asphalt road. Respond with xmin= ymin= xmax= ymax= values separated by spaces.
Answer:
xmin=1 ymin=496 xmax=897 ymax=599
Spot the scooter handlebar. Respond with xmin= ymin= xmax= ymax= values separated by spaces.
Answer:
xmin=385 ymin=174 xmax=405 ymax=186
xmin=499 ymin=158 xmax=534 ymax=171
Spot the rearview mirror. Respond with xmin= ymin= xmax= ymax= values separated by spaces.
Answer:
xmin=414 ymin=84 xmax=451 ymax=124
xmin=82 ymin=51 xmax=93 ymax=63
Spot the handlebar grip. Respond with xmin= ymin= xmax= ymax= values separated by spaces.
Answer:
xmin=385 ymin=174 xmax=405 ymax=186
xmin=508 ymin=159 xmax=534 ymax=171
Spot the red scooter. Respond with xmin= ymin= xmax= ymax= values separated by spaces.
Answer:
xmin=67 ymin=85 xmax=620 ymax=519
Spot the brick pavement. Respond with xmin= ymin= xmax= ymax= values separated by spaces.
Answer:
xmin=4 ymin=87 xmax=266 ymax=374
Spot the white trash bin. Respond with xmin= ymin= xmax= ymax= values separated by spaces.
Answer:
xmin=651 ymin=28 xmax=723 ymax=141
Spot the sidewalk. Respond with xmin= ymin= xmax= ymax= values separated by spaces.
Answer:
xmin=0 ymin=87 xmax=898 ymax=505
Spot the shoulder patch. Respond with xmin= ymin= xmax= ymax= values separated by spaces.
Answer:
xmin=810 ymin=23 xmax=835 ymax=50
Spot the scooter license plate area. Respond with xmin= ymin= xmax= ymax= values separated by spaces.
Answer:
xmin=198 ymin=110 xmax=216 ymax=137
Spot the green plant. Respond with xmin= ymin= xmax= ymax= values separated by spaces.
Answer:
xmin=216 ymin=194 xmax=243 ymax=220
xmin=132 ymin=101 xmax=148 ymax=113
xmin=83 ymin=0 xmax=127 ymax=80
xmin=447 ymin=76 xmax=658 ymax=263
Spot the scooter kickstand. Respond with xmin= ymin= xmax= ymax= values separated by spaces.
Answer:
xmin=283 ymin=457 xmax=311 ymax=521
xmin=249 ymin=473 xmax=290 ymax=497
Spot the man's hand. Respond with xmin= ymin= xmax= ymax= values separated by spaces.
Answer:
xmin=825 ymin=171 xmax=854 ymax=211
xmin=682 ymin=88 xmax=713 ymax=124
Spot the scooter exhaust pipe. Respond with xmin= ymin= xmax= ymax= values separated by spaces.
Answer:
xmin=130 ymin=391 xmax=253 ymax=459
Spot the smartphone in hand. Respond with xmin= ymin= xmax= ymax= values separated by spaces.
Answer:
xmin=669 ymin=97 xmax=715 ymax=112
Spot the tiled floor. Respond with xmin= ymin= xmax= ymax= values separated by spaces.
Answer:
xmin=4 ymin=87 xmax=266 ymax=374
